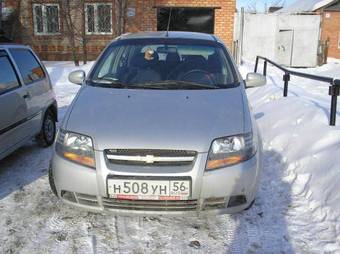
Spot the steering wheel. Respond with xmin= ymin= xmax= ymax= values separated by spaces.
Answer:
xmin=179 ymin=69 xmax=215 ymax=85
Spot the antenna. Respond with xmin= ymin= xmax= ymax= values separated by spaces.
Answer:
xmin=166 ymin=7 xmax=173 ymax=37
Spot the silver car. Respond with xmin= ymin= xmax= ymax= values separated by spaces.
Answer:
xmin=0 ymin=45 xmax=57 ymax=161
xmin=50 ymin=32 xmax=266 ymax=216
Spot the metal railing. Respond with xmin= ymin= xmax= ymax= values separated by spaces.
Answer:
xmin=254 ymin=56 xmax=340 ymax=126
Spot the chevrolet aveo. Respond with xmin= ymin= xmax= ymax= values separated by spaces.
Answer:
xmin=50 ymin=32 xmax=266 ymax=216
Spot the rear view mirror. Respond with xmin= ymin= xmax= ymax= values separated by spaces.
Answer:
xmin=245 ymin=73 xmax=266 ymax=88
xmin=69 ymin=70 xmax=86 ymax=85
xmin=156 ymin=46 xmax=177 ymax=54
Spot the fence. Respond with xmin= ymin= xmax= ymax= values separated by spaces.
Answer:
xmin=254 ymin=56 xmax=340 ymax=126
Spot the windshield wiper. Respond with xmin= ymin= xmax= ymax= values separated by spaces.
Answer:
xmin=90 ymin=78 xmax=130 ymax=88
xmin=133 ymin=80 xmax=218 ymax=90
xmin=90 ymin=79 xmax=222 ymax=90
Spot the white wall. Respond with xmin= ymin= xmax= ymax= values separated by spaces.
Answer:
xmin=235 ymin=13 xmax=321 ymax=67
xmin=242 ymin=14 xmax=278 ymax=62
xmin=277 ymin=15 xmax=321 ymax=67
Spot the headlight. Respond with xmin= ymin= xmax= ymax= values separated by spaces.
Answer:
xmin=56 ymin=129 xmax=95 ymax=168
xmin=206 ymin=132 xmax=257 ymax=170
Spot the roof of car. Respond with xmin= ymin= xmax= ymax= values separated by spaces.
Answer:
xmin=0 ymin=44 xmax=31 ymax=50
xmin=118 ymin=31 xmax=219 ymax=42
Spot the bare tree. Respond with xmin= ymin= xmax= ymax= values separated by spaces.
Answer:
xmin=59 ymin=0 xmax=128 ymax=66
xmin=0 ymin=0 xmax=3 ymax=32
xmin=60 ymin=0 xmax=79 ymax=66
xmin=80 ymin=0 xmax=87 ymax=64
xmin=114 ymin=0 xmax=128 ymax=36
xmin=1 ymin=0 xmax=23 ymax=42
xmin=247 ymin=0 xmax=286 ymax=13
xmin=58 ymin=0 xmax=90 ymax=66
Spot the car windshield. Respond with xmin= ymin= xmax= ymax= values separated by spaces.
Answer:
xmin=90 ymin=42 xmax=237 ymax=90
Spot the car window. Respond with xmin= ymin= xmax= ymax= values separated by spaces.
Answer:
xmin=9 ymin=48 xmax=45 ymax=85
xmin=90 ymin=42 xmax=236 ymax=90
xmin=0 ymin=55 xmax=20 ymax=95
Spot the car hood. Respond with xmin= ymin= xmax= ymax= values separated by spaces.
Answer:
xmin=65 ymin=85 xmax=245 ymax=152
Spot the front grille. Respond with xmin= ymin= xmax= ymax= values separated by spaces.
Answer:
xmin=102 ymin=198 xmax=198 ymax=211
xmin=105 ymin=149 xmax=197 ymax=166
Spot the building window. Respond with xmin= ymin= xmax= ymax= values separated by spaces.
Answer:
xmin=33 ymin=4 xmax=60 ymax=35
xmin=85 ymin=3 xmax=112 ymax=35
xmin=338 ymin=32 xmax=340 ymax=49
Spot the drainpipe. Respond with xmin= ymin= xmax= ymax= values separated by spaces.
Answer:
xmin=238 ymin=7 xmax=245 ymax=65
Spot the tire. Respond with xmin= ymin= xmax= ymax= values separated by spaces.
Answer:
xmin=36 ymin=110 xmax=56 ymax=147
xmin=49 ymin=166 xmax=58 ymax=197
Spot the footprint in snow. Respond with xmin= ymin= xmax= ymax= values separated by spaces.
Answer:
xmin=283 ymin=171 xmax=297 ymax=184
xmin=291 ymin=173 xmax=311 ymax=196
xmin=47 ymin=213 xmax=66 ymax=232
xmin=189 ymin=240 xmax=201 ymax=249
xmin=295 ymin=118 xmax=303 ymax=125
xmin=287 ymin=161 xmax=299 ymax=171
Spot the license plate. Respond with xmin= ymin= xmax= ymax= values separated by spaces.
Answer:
xmin=107 ymin=178 xmax=191 ymax=200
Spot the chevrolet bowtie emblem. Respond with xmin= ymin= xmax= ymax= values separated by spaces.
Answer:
xmin=144 ymin=155 xmax=155 ymax=164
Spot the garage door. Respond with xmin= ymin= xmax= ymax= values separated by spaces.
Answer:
xmin=157 ymin=8 xmax=215 ymax=34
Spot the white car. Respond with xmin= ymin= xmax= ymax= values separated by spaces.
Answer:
xmin=0 ymin=44 xmax=57 ymax=160
xmin=50 ymin=32 xmax=266 ymax=216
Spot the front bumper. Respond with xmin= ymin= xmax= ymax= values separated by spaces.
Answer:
xmin=51 ymin=149 xmax=262 ymax=216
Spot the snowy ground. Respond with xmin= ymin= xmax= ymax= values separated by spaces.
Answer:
xmin=0 ymin=60 xmax=340 ymax=253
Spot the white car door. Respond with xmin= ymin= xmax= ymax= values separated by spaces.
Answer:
xmin=0 ymin=50 xmax=30 ymax=158
xmin=8 ymin=48 xmax=49 ymax=135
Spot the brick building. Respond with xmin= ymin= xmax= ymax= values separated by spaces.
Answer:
xmin=320 ymin=1 xmax=340 ymax=59
xmin=1 ymin=0 xmax=236 ymax=60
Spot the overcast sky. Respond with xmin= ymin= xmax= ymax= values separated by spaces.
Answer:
xmin=237 ymin=0 xmax=295 ymax=11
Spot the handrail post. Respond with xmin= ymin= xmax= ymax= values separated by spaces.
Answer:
xmin=283 ymin=73 xmax=290 ymax=97
xmin=263 ymin=60 xmax=267 ymax=76
xmin=254 ymin=56 xmax=259 ymax=73
xmin=329 ymin=85 xmax=339 ymax=126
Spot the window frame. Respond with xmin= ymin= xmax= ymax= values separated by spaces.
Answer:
xmin=85 ymin=3 xmax=113 ymax=35
xmin=0 ymin=51 xmax=22 ymax=96
xmin=88 ymin=39 xmax=240 ymax=88
xmin=33 ymin=3 xmax=61 ymax=36
xmin=338 ymin=32 xmax=340 ymax=49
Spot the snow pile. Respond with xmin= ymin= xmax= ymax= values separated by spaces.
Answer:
xmin=241 ymin=59 xmax=340 ymax=221
xmin=0 ymin=60 xmax=339 ymax=253
xmin=44 ymin=61 xmax=93 ymax=120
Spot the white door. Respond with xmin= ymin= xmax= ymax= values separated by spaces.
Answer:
xmin=276 ymin=29 xmax=294 ymax=66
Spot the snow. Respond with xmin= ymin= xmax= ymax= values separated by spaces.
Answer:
xmin=0 ymin=60 xmax=340 ymax=253
xmin=278 ymin=0 xmax=335 ymax=13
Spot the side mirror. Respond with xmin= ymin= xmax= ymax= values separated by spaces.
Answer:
xmin=69 ymin=70 xmax=85 ymax=85
xmin=245 ymin=73 xmax=266 ymax=89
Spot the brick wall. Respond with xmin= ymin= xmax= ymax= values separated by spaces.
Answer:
xmin=3 ymin=0 xmax=236 ymax=60
xmin=17 ymin=0 xmax=115 ymax=61
xmin=134 ymin=0 xmax=236 ymax=49
xmin=321 ymin=11 xmax=340 ymax=59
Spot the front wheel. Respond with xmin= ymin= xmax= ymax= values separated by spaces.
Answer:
xmin=36 ymin=110 xmax=56 ymax=147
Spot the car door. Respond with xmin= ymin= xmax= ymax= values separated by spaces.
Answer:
xmin=8 ymin=48 xmax=50 ymax=135
xmin=0 ymin=50 xmax=30 ymax=156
